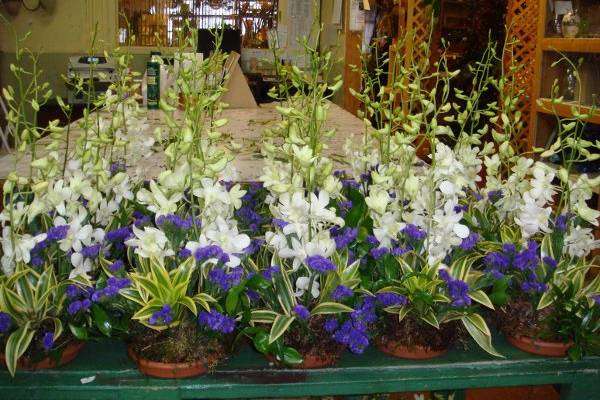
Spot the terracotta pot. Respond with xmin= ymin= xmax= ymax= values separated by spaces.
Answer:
xmin=128 ymin=345 xmax=207 ymax=379
xmin=0 ymin=340 xmax=85 ymax=370
xmin=266 ymin=347 xmax=344 ymax=369
xmin=376 ymin=337 xmax=447 ymax=360
xmin=507 ymin=335 xmax=572 ymax=357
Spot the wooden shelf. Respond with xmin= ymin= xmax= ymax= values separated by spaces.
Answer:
xmin=535 ymin=98 xmax=600 ymax=124
xmin=541 ymin=38 xmax=600 ymax=53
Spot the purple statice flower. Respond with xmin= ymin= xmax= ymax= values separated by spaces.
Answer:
xmin=473 ymin=192 xmax=484 ymax=201
xmin=439 ymin=269 xmax=472 ymax=308
xmin=459 ymin=233 xmax=480 ymax=251
xmin=521 ymin=273 xmax=547 ymax=293
xmin=109 ymin=260 xmax=125 ymax=272
xmin=47 ymin=225 xmax=69 ymax=242
xmin=110 ymin=160 xmax=126 ymax=176
xmin=305 ymin=255 xmax=336 ymax=273
xmin=198 ymin=310 xmax=236 ymax=334
xmin=30 ymin=256 xmax=44 ymax=267
xmin=365 ymin=235 xmax=380 ymax=246
xmin=484 ymin=251 xmax=510 ymax=271
xmin=30 ymin=240 xmax=49 ymax=255
xmin=487 ymin=190 xmax=503 ymax=202
xmin=42 ymin=332 xmax=54 ymax=351
xmin=376 ymin=292 xmax=408 ymax=307
xmin=261 ymin=265 xmax=280 ymax=280
xmin=333 ymin=170 xmax=345 ymax=178
xmin=502 ymin=243 xmax=517 ymax=254
xmin=81 ymin=243 xmax=102 ymax=259
xmin=543 ymin=256 xmax=557 ymax=269
xmin=244 ymin=239 xmax=265 ymax=255
xmin=92 ymin=277 xmax=130 ymax=302
xmin=105 ymin=227 xmax=132 ymax=243
xmin=343 ymin=180 xmax=361 ymax=190
xmin=331 ymin=297 xmax=375 ymax=354
xmin=67 ymin=301 xmax=83 ymax=315
xmin=370 ymin=247 xmax=389 ymax=260
xmin=324 ymin=318 xmax=339 ymax=333
xmin=293 ymin=304 xmax=310 ymax=320
xmin=149 ymin=305 xmax=173 ymax=326
xmin=391 ymin=245 xmax=411 ymax=256
xmin=403 ymin=224 xmax=427 ymax=241
xmin=337 ymin=200 xmax=353 ymax=217
xmin=195 ymin=245 xmax=229 ymax=264
xmin=272 ymin=218 xmax=289 ymax=229
xmin=133 ymin=213 xmax=151 ymax=228
xmin=157 ymin=214 xmax=193 ymax=230
xmin=513 ymin=241 xmax=539 ymax=271
xmin=66 ymin=285 xmax=81 ymax=298
xmin=554 ymin=214 xmax=568 ymax=232
xmin=331 ymin=285 xmax=353 ymax=301
xmin=453 ymin=204 xmax=469 ymax=214
xmin=0 ymin=312 xmax=11 ymax=333
xmin=245 ymin=289 xmax=260 ymax=302
xmin=593 ymin=295 xmax=600 ymax=306
xmin=178 ymin=248 xmax=192 ymax=259
xmin=236 ymin=206 xmax=264 ymax=232
xmin=208 ymin=267 xmax=243 ymax=291
xmin=333 ymin=227 xmax=358 ymax=250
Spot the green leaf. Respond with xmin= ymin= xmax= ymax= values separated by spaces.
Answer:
xmin=68 ymin=324 xmax=88 ymax=340
xmin=421 ymin=310 xmax=440 ymax=329
xmin=537 ymin=291 xmax=555 ymax=310
xmin=250 ymin=310 xmax=278 ymax=323
xmin=226 ymin=286 xmax=244 ymax=314
xmin=179 ymin=296 xmax=198 ymax=316
xmin=463 ymin=313 xmax=491 ymax=336
xmin=5 ymin=323 xmax=34 ymax=377
xmin=461 ymin=315 xmax=504 ymax=358
xmin=194 ymin=293 xmax=216 ymax=311
xmin=253 ymin=330 xmax=270 ymax=353
xmin=92 ymin=304 xmax=113 ymax=337
xmin=268 ymin=314 xmax=296 ymax=344
xmin=469 ymin=290 xmax=495 ymax=310
xmin=282 ymin=346 xmax=303 ymax=365
xmin=311 ymin=301 xmax=353 ymax=315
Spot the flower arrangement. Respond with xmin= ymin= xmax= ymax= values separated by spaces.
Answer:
xmin=0 ymin=21 xmax=599 ymax=378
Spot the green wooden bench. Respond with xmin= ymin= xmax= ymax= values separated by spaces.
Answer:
xmin=0 ymin=336 xmax=598 ymax=400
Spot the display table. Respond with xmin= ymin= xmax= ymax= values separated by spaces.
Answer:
xmin=0 ymin=336 xmax=598 ymax=400
xmin=0 ymin=102 xmax=365 ymax=182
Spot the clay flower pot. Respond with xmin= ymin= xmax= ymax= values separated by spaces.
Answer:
xmin=266 ymin=347 xmax=344 ymax=369
xmin=128 ymin=345 xmax=207 ymax=379
xmin=507 ymin=335 xmax=572 ymax=357
xmin=376 ymin=337 xmax=447 ymax=360
xmin=1 ymin=341 xmax=85 ymax=370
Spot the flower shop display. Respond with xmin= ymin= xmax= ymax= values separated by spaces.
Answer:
xmin=0 ymin=21 xmax=599 ymax=379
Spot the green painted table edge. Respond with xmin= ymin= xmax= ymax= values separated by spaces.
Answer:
xmin=0 ymin=336 xmax=598 ymax=400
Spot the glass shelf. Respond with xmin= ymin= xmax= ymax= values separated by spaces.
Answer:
xmin=545 ymin=0 xmax=600 ymax=38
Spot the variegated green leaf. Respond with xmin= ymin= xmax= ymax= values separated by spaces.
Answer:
xmin=5 ymin=323 xmax=34 ymax=377
xmin=268 ymin=314 xmax=295 ymax=344
xmin=469 ymin=290 xmax=495 ymax=310
xmin=311 ymin=301 xmax=353 ymax=315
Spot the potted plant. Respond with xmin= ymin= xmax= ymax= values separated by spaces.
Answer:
xmin=0 ymin=265 xmax=88 ymax=376
xmin=119 ymin=255 xmax=236 ymax=378
xmin=245 ymin=249 xmax=361 ymax=368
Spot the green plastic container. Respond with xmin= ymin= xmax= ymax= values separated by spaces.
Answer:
xmin=146 ymin=60 xmax=160 ymax=109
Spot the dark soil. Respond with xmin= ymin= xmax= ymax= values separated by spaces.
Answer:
xmin=283 ymin=316 xmax=343 ymax=360
xmin=494 ymin=297 xmax=559 ymax=340
xmin=378 ymin=314 xmax=461 ymax=351
xmin=129 ymin=322 xmax=228 ymax=366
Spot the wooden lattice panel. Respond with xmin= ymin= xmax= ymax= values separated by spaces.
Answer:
xmin=504 ymin=0 xmax=539 ymax=153
xmin=405 ymin=0 xmax=434 ymax=65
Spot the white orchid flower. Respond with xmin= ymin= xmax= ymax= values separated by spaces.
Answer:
xmin=204 ymin=217 xmax=250 ymax=267
xmin=0 ymin=227 xmax=46 ymax=275
xmin=365 ymin=189 xmax=391 ymax=215
xmin=136 ymin=180 xmax=182 ymax=217
xmin=564 ymin=226 xmax=600 ymax=258
xmin=295 ymin=276 xmax=320 ymax=298
xmin=125 ymin=225 xmax=174 ymax=261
